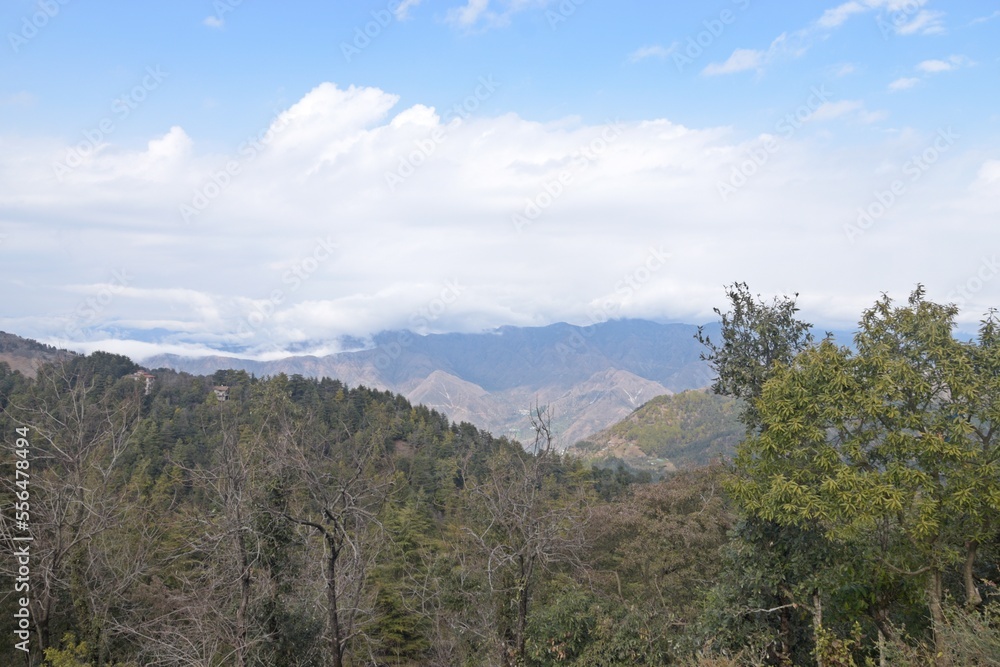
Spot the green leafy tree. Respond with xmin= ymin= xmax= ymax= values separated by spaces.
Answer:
xmin=696 ymin=282 xmax=814 ymax=431
xmin=697 ymin=284 xmax=823 ymax=664
xmin=730 ymin=288 xmax=1000 ymax=665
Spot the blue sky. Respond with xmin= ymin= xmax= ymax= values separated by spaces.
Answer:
xmin=1 ymin=0 xmax=999 ymax=359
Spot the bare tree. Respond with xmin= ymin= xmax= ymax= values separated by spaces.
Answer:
xmin=0 ymin=361 xmax=142 ymax=658
xmin=271 ymin=409 xmax=396 ymax=667
xmin=111 ymin=381 xmax=313 ymax=667
xmin=460 ymin=405 xmax=593 ymax=666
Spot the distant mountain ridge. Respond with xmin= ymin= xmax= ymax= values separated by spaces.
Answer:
xmin=143 ymin=319 xmax=721 ymax=446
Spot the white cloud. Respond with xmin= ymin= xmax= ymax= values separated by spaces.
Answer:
xmin=888 ymin=76 xmax=921 ymax=91
xmin=818 ymin=1 xmax=867 ymax=28
xmin=841 ymin=0 xmax=942 ymax=34
xmin=890 ymin=55 xmax=971 ymax=92
xmin=831 ymin=63 xmax=857 ymax=77
xmin=699 ymin=2 xmax=939 ymax=77
xmin=444 ymin=0 xmax=551 ymax=30
xmin=811 ymin=100 xmax=863 ymax=121
xmin=881 ymin=0 xmax=928 ymax=8
xmin=973 ymin=160 xmax=1000 ymax=191
xmin=3 ymin=82 xmax=996 ymax=355
xmin=808 ymin=100 xmax=888 ymax=124
xmin=917 ymin=59 xmax=951 ymax=73
xmin=203 ymin=15 xmax=224 ymax=29
xmin=394 ymin=0 xmax=423 ymax=20
xmin=971 ymin=10 xmax=1000 ymax=25
xmin=711 ymin=2 xmax=946 ymax=79
xmin=628 ymin=44 xmax=676 ymax=63
xmin=146 ymin=126 xmax=193 ymax=160
xmin=895 ymin=9 xmax=945 ymax=35
xmin=448 ymin=0 xmax=491 ymax=26
xmin=702 ymin=48 xmax=764 ymax=76
xmin=917 ymin=54 xmax=971 ymax=73
xmin=858 ymin=109 xmax=889 ymax=124
xmin=815 ymin=0 xmax=941 ymax=29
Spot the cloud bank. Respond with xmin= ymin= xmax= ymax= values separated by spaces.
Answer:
xmin=1 ymin=81 xmax=996 ymax=358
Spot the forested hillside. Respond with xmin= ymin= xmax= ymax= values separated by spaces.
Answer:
xmin=0 ymin=350 xmax=733 ymax=666
xmin=572 ymin=389 xmax=743 ymax=475
xmin=143 ymin=319 xmax=718 ymax=448
xmin=0 ymin=332 xmax=76 ymax=378
xmin=2 ymin=286 xmax=1000 ymax=666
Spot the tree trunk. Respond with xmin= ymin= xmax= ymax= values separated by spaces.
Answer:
xmin=327 ymin=536 xmax=344 ymax=667
xmin=927 ymin=568 xmax=950 ymax=667
xmin=513 ymin=554 xmax=535 ymax=666
xmin=812 ymin=589 xmax=824 ymax=667
xmin=516 ymin=578 xmax=529 ymax=666
xmin=872 ymin=605 xmax=893 ymax=667
xmin=236 ymin=531 xmax=250 ymax=667
xmin=31 ymin=598 xmax=50 ymax=656
xmin=964 ymin=540 xmax=982 ymax=609
xmin=778 ymin=602 xmax=793 ymax=665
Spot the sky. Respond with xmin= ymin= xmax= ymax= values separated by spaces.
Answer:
xmin=1 ymin=0 xmax=999 ymax=360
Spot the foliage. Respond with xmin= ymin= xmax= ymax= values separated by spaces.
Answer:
xmin=727 ymin=287 xmax=1000 ymax=664
xmin=615 ymin=390 xmax=743 ymax=461
xmin=3 ymin=288 xmax=1000 ymax=666
xmin=696 ymin=282 xmax=813 ymax=430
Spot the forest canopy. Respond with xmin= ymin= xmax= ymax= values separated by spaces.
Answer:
xmin=1 ymin=286 xmax=999 ymax=666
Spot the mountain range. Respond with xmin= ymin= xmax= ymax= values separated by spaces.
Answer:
xmin=139 ymin=319 xmax=721 ymax=447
